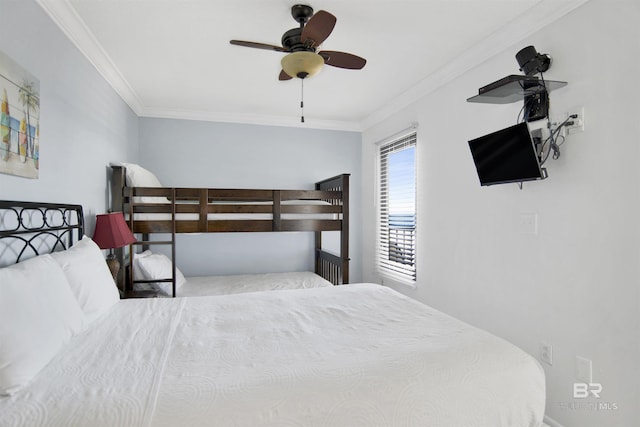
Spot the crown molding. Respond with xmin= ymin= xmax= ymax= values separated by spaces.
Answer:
xmin=359 ymin=0 xmax=591 ymax=130
xmin=141 ymin=107 xmax=363 ymax=132
xmin=35 ymin=0 xmax=145 ymax=115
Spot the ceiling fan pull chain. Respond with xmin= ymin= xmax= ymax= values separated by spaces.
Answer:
xmin=300 ymin=78 xmax=305 ymax=123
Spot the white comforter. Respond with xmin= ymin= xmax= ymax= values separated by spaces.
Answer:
xmin=0 ymin=284 xmax=545 ymax=427
xmin=178 ymin=271 xmax=332 ymax=297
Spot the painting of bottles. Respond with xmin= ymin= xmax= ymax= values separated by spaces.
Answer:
xmin=1 ymin=50 xmax=40 ymax=179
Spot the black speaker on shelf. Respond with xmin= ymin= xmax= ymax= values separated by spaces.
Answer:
xmin=516 ymin=46 xmax=551 ymax=76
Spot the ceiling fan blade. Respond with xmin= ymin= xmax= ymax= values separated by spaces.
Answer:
xmin=230 ymin=40 xmax=286 ymax=52
xmin=279 ymin=69 xmax=292 ymax=81
xmin=301 ymin=10 xmax=336 ymax=47
xmin=318 ymin=51 xmax=367 ymax=69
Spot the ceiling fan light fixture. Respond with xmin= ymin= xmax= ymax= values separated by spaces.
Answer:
xmin=281 ymin=51 xmax=324 ymax=79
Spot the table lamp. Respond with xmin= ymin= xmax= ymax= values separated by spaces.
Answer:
xmin=92 ymin=212 xmax=137 ymax=281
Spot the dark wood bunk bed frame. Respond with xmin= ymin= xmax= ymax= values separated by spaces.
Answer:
xmin=110 ymin=165 xmax=349 ymax=295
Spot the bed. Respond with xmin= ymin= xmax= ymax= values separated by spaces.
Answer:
xmin=131 ymin=249 xmax=333 ymax=297
xmin=0 ymin=200 xmax=547 ymax=427
xmin=110 ymin=163 xmax=350 ymax=295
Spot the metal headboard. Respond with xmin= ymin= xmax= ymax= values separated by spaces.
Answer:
xmin=0 ymin=200 xmax=84 ymax=266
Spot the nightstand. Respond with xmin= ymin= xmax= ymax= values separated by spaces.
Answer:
xmin=121 ymin=290 xmax=159 ymax=299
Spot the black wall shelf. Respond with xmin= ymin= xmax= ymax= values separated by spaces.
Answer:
xmin=467 ymin=74 xmax=567 ymax=104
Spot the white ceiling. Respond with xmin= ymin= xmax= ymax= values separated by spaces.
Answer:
xmin=37 ymin=0 xmax=587 ymax=131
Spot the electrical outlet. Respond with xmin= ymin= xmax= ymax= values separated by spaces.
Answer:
xmin=576 ymin=356 xmax=592 ymax=383
xmin=540 ymin=342 xmax=553 ymax=365
xmin=566 ymin=107 xmax=585 ymax=134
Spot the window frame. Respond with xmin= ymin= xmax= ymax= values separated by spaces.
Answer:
xmin=375 ymin=129 xmax=418 ymax=287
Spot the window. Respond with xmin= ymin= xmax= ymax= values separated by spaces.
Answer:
xmin=377 ymin=131 xmax=417 ymax=284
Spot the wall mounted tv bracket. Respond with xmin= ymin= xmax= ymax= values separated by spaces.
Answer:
xmin=466 ymin=75 xmax=567 ymax=122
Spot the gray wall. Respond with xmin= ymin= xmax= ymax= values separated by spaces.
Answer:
xmin=139 ymin=118 xmax=362 ymax=282
xmin=0 ymin=0 xmax=139 ymax=231
xmin=362 ymin=1 xmax=639 ymax=426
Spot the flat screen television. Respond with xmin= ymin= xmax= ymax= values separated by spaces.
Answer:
xmin=468 ymin=122 xmax=546 ymax=186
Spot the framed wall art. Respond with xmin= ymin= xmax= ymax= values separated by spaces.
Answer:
xmin=0 ymin=50 xmax=40 ymax=179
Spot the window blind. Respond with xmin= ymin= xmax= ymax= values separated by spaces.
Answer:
xmin=377 ymin=132 xmax=417 ymax=283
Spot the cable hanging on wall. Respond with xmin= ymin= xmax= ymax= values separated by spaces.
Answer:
xmin=513 ymin=46 xmax=578 ymax=166
xmin=466 ymin=45 xmax=583 ymax=189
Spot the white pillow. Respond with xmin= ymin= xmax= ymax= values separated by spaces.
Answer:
xmin=50 ymin=236 xmax=120 ymax=323
xmin=0 ymin=254 xmax=86 ymax=395
xmin=132 ymin=250 xmax=155 ymax=291
xmin=121 ymin=162 xmax=162 ymax=187
xmin=121 ymin=163 xmax=167 ymax=204
xmin=135 ymin=250 xmax=186 ymax=296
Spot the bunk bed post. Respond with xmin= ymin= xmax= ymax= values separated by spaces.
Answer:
xmin=314 ymin=229 xmax=322 ymax=280
xmin=314 ymin=173 xmax=350 ymax=285
xmin=273 ymin=190 xmax=281 ymax=231
xmin=341 ymin=174 xmax=350 ymax=284
xmin=199 ymin=189 xmax=208 ymax=232
xmin=110 ymin=165 xmax=126 ymax=291
xmin=128 ymin=194 xmax=135 ymax=294
xmin=110 ymin=165 xmax=125 ymax=212
xmin=171 ymin=188 xmax=177 ymax=298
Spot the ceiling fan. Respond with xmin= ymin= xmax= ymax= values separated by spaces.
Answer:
xmin=230 ymin=4 xmax=367 ymax=81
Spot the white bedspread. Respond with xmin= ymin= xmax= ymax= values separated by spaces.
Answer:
xmin=0 ymin=284 xmax=545 ymax=427
xmin=178 ymin=271 xmax=332 ymax=297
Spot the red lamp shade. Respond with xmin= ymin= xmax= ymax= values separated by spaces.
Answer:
xmin=92 ymin=212 xmax=136 ymax=249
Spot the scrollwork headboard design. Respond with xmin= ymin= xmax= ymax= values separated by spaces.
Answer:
xmin=0 ymin=200 xmax=84 ymax=267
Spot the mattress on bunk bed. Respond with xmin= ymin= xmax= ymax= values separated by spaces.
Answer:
xmin=132 ymin=250 xmax=334 ymax=296
xmin=129 ymin=199 xmax=339 ymax=221
xmin=178 ymin=271 xmax=332 ymax=297
xmin=0 ymin=283 xmax=545 ymax=427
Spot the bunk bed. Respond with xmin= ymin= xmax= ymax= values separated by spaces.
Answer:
xmin=109 ymin=164 xmax=350 ymax=296
xmin=0 ymin=200 xmax=546 ymax=427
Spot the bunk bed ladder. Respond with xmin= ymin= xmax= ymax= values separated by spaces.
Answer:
xmin=127 ymin=187 xmax=177 ymax=297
